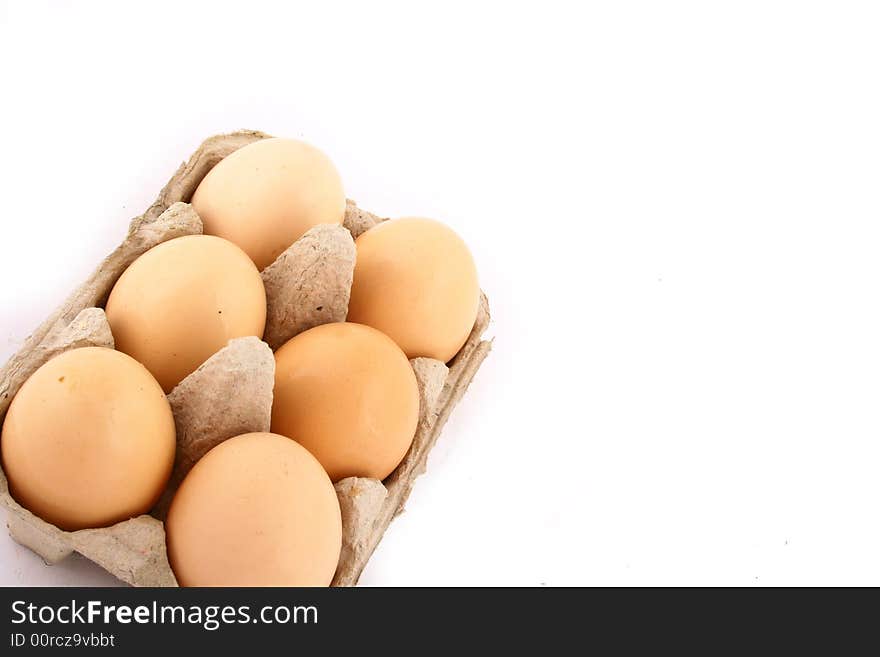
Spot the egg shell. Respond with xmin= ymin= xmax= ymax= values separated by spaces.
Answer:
xmin=347 ymin=217 xmax=480 ymax=362
xmin=0 ymin=347 xmax=176 ymax=531
xmin=272 ymin=322 xmax=419 ymax=482
xmin=105 ymin=234 xmax=266 ymax=393
xmin=191 ymin=137 xmax=346 ymax=270
xmin=165 ymin=432 xmax=342 ymax=587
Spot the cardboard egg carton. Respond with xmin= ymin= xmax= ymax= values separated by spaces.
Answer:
xmin=0 ymin=130 xmax=492 ymax=586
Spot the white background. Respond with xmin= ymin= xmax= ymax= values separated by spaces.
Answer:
xmin=1 ymin=1 xmax=879 ymax=586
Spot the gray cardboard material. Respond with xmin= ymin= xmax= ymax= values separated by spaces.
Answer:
xmin=261 ymin=224 xmax=356 ymax=350
xmin=0 ymin=131 xmax=491 ymax=586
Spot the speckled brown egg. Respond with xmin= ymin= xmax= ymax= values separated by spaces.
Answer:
xmin=0 ymin=347 xmax=176 ymax=531
xmin=105 ymin=235 xmax=266 ymax=393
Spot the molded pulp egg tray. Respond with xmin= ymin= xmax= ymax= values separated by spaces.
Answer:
xmin=0 ymin=130 xmax=491 ymax=586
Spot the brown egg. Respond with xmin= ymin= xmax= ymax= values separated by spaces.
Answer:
xmin=347 ymin=218 xmax=480 ymax=362
xmin=0 ymin=347 xmax=175 ymax=531
xmin=166 ymin=432 xmax=341 ymax=587
xmin=272 ymin=322 xmax=418 ymax=482
xmin=105 ymin=235 xmax=266 ymax=393
xmin=191 ymin=138 xmax=346 ymax=270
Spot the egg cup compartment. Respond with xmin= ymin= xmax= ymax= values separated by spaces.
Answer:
xmin=0 ymin=130 xmax=492 ymax=586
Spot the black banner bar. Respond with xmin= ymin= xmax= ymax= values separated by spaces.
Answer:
xmin=0 ymin=587 xmax=872 ymax=652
